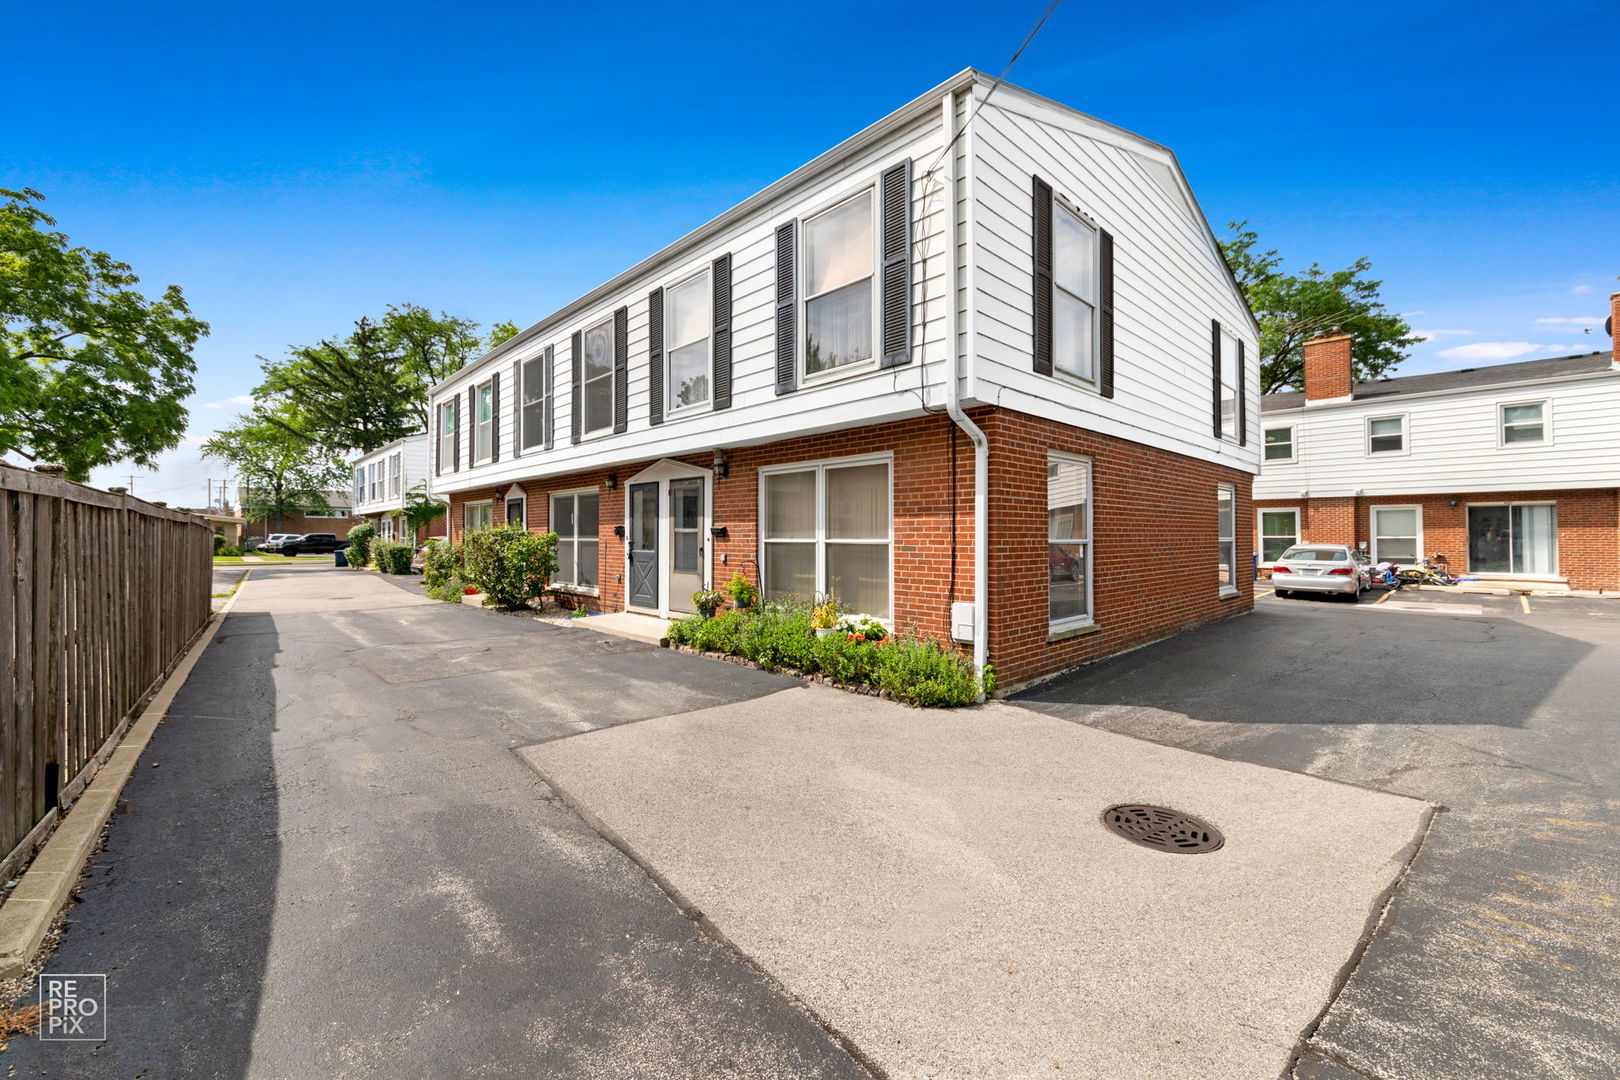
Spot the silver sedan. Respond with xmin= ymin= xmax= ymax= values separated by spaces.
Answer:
xmin=1269 ymin=544 xmax=1371 ymax=600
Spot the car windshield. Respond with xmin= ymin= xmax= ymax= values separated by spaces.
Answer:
xmin=1281 ymin=547 xmax=1349 ymax=562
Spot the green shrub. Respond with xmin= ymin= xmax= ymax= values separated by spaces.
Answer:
xmin=811 ymin=633 xmax=884 ymax=687
xmin=373 ymin=540 xmax=413 ymax=575
xmin=460 ymin=525 xmax=558 ymax=610
xmin=726 ymin=571 xmax=758 ymax=609
xmin=667 ymin=614 xmax=703 ymax=646
xmin=422 ymin=540 xmax=462 ymax=590
xmin=736 ymin=604 xmax=815 ymax=671
xmin=877 ymin=634 xmax=982 ymax=708
xmin=213 ymin=534 xmax=226 ymax=552
xmin=427 ymin=572 xmax=470 ymax=603
xmin=346 ymin=521 xmax=376 ymax=568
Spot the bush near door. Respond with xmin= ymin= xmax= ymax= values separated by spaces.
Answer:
xmin=460 ymin=525 xmax=559 ymax=610
xmin=372 ymin=540 xmax=413 ymax=575
xmin=346 ymin=521 xmax=376 ymax=568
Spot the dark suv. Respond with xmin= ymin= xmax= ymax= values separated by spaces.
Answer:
xmin=275 ymin=533 xmax=345 ymax=557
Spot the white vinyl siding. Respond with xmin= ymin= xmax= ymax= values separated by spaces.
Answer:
xmin=551 ymin=490 xmax=600 ymax=591
xmin=760 ymin=455 xmax=891 ymax=619
xmin=1217 ymin=483 xmax=1237 ymax=594
xmin=1047 ymin=454 xmax=1092 ymax=629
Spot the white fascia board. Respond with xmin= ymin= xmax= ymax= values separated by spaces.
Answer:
xmin=1260 ymin=368 xmax=1620 ymax=418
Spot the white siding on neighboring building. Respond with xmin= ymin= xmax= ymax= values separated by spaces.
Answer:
xmin=352 ymin=434 xmax=432 ymax=514
xmin=1255 ymin=369 xmax=1620 ymax=498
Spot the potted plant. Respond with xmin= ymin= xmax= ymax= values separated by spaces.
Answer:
xmin=726 ymin=572 xmax=758 ymax=610
xmin=812 ymin=594 xmax=840 ymax=637
xmin=693 ymin=588 xmax=726 ymax=619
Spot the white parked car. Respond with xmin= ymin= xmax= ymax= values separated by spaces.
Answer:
xmin=1270 ymin=544 xmax=1372 ymax=601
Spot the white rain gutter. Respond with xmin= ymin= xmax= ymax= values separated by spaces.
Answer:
xmin=940 ymin=89 xmax=990 ymax=698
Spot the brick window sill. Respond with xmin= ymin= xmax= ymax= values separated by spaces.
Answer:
xmin=1047 ymin=621 xmax=1101 ymax=643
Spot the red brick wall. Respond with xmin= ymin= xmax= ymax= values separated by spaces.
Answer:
xmin=1256 ymin=489 xmax=1620 ymax=590
xmin=443 ymin=408 xmax=1256 ymax=687
xmin=980 ymin=411 xmax=1254 ymax=689
xmin=246 ymin=512 xmax=352 ymax=538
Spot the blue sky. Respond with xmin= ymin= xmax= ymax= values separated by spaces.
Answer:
xmin=6 ymin=0 xmax=1616 ymax=503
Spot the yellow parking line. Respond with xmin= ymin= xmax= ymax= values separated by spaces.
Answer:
xmin=1520 ymin=594 xmax=1532 ymax=614
xmin=1373 ymin=589 xmax=1396 ymax=605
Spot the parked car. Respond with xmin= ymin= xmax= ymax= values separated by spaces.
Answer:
xmin=1270 ymin=544 xmax=1371 ymax=600
xmin=270 ymin=533 xmax=346 ymax=557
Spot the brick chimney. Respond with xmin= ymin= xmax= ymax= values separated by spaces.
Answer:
xmin=1303 ymin=332 xmax=1354 ymax=403
xmin=1609 ymin=291 xmax=1619 ymax=369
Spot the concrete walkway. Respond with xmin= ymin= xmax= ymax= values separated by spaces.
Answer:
xmin=523 ymin=686 xmax=1432 ymax=1080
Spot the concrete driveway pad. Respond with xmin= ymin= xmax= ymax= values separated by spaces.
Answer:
xmin=522 ymin=686 xmax=1432 ymax=1080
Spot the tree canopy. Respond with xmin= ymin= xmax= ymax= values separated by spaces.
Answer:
xmin=0 ymin=187 xmax=208 ymax=479
xmin=200 ymin=404 xmax=349 ymax=531
xmin=256 ymin=317 xmax=421 ymax=454
xmin=1219 ymin=222 xmax=1419 ymax=394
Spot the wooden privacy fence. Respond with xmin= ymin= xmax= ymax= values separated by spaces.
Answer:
xmin=0 ymin=465 xmax=213 ymax=879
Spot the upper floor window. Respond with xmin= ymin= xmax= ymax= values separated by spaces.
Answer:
xmin=1218 ymin=329 xmax=1240 ymax=441
xmin=474 ymin=382 xmax=494 ymax=461
xmin=803 ymin=191 xmax=874 ymax=378
xmin=1500 ymin=401 xmax=1546 ymax=444
xmin=581 ymin=318 xmax=614 ymax=436
xmin=1053 ymin=203 xmax=1099 ymax=382
xmin=438 ymin=400 xmax=457 ymax=472
xmin=369 ymin=462 xmax=381 ymax=501
xmin=353 ymin=466 xmax=364 ymax=504
xmin=667 ymin=269 xmax=712 ymax=412
xmin=1368 ymin=415 xmax=1405 ymax=454
xmin=1264 ymin=426 xmax=1294 ymax=462
xmin=521 ymin=354 xmax=547 ymax=451
xmin=389 ymin=453 xmax=401 ymax=497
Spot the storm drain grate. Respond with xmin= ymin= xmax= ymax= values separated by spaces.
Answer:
xmin=1102 ymin=804 xmax=1225 ymax=854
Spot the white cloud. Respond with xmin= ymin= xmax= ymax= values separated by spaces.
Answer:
xmin=1532 ymin=316 xmax=1603 ymax=326
xmin=202 ymin=394 xmax=256 ymax=410
xmin=1413 ymin=328 xmax=1474 ymax=341
xmin=1572 ymin=284 xmax=1594 ymax=294
xmin=1436 ymin=342 xmax=1557 ymax=363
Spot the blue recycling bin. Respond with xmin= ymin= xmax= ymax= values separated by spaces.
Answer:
xmin=334 ymin=549 xmax=348 ymax=568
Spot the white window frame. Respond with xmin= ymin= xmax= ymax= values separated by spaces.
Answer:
xmin=663 ymin=265 xmax=713 ymax=417
xmin=504 ymin=496 xmax=526 ymax=529
xmin=1464 ymin=500 xmax=1559 ymax=576
xmin=473 ymin=380 xmax=494 ymax=463
xmin=1498 ymin=399 xmax=1549 ymax=446
xmin=438 ymin=400 xmax=458 ymax=472
xmin=520 ymin=353 xmax=547 ymax=451
xmin=1257 ymin=507 xmax=1300 ymax=566
xmin=1217 ymin=483 xmax=1239 ymax=596
xmin=1051 ymin=197 xmax=1100 ymax=386
xmin=389 ymin=452 xmax=401 ymax=498
xmin=353 ymin=466 xmax=365 ymax=505
xmin=463 ymin=500 xmax=493 ymax=535
xmin=550 ymin=487 xmax=601 ymax=595
xmin=1370 ymin=504 xmax=1424 ymax=566
xmin=1218 ymin=329 xmax=1241 ymax=443
xmin=1366 ymin=413 xmax=1408 ymax=456
xmin=758 ymin=451 xmax=893 ymax=621
xmin=580 ymin=316 xmax=616 ymax=438
xmin=1263 ymin=426 xmax=1295 ymax=464
xmin=798 ymin=186 xmax=880 ymax=386
xmin=1047 ymin=452 xmax=1094 ymax=634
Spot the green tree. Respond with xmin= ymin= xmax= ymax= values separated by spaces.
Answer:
xmin=0 ymin=187 xmax=208 ymax=479
xmin=201 ymin=405 xmax=348 ymax=533
xmin=487 ymin=320 xmax=520 ymax=348
xmin=257 ymin=317 xmax=419 ymax=453
xmin=399 ymin=481 xmax=447 ymax=534
xmin=1220 ymin=222 xmax=1419 ymax=394
xmin=379 ymin=304 xmax=485 ymax=431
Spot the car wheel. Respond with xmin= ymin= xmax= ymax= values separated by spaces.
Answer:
xmin=1275 ymin=589 xmax=1290 ymax=599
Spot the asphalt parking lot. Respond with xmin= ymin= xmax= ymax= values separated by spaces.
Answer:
xmin=1017 ymin=585 xmax=1620 ymax=1080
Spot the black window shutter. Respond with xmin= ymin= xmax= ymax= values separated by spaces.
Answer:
xmin=1099 ymin=229 xmax=1115 ymax=399
xmin=647 ymin=288 xmax=665 ymax=426
xmin=452 ymin=399 xmax=460 ymax=471
xmin=570 ymin=331 xmax=582 ymax=445
xmin=511 ymin=360 xmax=522 ymax=458
xmin=543 ymin=345 xmax=555 ymax=451
xmin=1032 ymin=176 xmax=1054 ymax=376
xmin=712 ymin=253 xmax=733 ymax=410
xmin=490 ymin=371 xmax=500 ymax=463
xmin=1237 ymin=338 xmax=1248 ymax=446
xmin=879 ymin=158 xmax=913 ymax=368
xmin=613 ymin=306 xmax=628 ymax=434
xmin=774 ymin=220 xmax=798 ymax=395
xmin=1211 ymin=320 xmax=1223 ymax=439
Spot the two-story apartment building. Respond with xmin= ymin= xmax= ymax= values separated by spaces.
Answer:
xmin=1255 ymin=300 xmax=1620 ymax=592
xmin=351 ymin=434 xmax=444 ymax=543
xmin=426 ymin=69 xmax=1260 ymax=689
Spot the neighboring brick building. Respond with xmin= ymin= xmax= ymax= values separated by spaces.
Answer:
xmin=1255 ymin=293 xmax=1620 ymax=592
xmin=430 ymin=70 xmax=1261 ymax=690
xmin=241 ymin=490 xmax=352 ymax=542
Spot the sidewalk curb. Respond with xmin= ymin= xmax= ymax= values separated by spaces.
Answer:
xmin=0 ymin=572 xmax=249 ymax=979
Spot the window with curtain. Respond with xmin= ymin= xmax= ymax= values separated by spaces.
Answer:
xmin=1372 ymin=506 xmax=1420 ymax=563
xmin=552 ymin=491 xmax=600 ymax=589
xmin=1052 ymin=204 xmax=1098 ymax=382
xmin=803 ymin=192 xmax=873 ymax=377
xmin=667 ymin=269 xmax=712 ymax=411
xmin=1048 ymin=455 xmax=1091 ymax=627
xmin=1468 ymin=503 xmax=1556 ymax=575
xmin=1217 ymin=484 xmax=1237 ymax=592
xmin=761 ymin=458 xmax=890 ymax=618
xmin=581 ymin=319 xmax=614 ymax=435
xmin=521 ymin=355 xmax=546 ymax=450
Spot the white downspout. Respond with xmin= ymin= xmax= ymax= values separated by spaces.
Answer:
xmin=940 ymin=89 xmax=990 ymax=698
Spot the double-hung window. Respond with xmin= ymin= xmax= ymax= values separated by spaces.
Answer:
xmin=551 ymin=491 xmax=600 ymax=590
xmin=438 ymin=400 xmax=457 ymax=471
xmin=1053 ymin=203 xmax=1099 ymax=382
xmin=1500 ymin=401 xmax=1546 ymax=444
xmin=1264 ymin=426 xmax=1294 ymax=462
xmin=1259 ymin=509 xmax=1299 ymax=564
xmin=667 ymin=269 xmax=712 ymax=412
xmin=803 ymin=191 xmax=875 ymax=378
xmin=354 ymin=466 xmax=365 ymax=505
xmin=1217 ymin=484 xmax=1237 ymax=594
xmin=762 ymin=457 xmax=890 ymax=618
xmin=581 ymin=319 xmax=614 ymax=436
xmin=464 ymin=501 xmax=493 ymax=534
xmin=369 ymin=462 xmax=381 ymax=501
xmin=1368 ymin=415 xmax=1405 ymax=454
xmin=474 ymin=382 xmax=494 ymax=462
xmin=389 ymin=453 xmax=400 ymax=498
xmin=1047 ymin=454 xmax=1092 ymax=629
xmin=1218 ymin=330 xmax=1240 ymax=441
xmin=521 ymin=354 xmax=547 ymax=451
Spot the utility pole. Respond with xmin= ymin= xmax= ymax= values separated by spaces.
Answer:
xmin=125 ymin=475 xmax=136 ymax=495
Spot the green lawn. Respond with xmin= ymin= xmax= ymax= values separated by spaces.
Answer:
xmin=212 ymin=552 xmax=308 ymax=565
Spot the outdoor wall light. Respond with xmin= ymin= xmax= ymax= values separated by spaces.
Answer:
xmin=709 ymin=525 xmax=728 ymax=540
xmin=711 ymin=449 xmax=729 ymax=479
xmin=1449 ymin=499 xmax=1459 ymax=508
xmin=613 ymin=524 xmax=626 ymax=538
xmin=606 ymin=473 xmax=618 ymax=490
